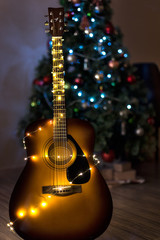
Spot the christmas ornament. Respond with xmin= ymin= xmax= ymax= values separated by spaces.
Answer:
xmin=94 ymin=5 xmax=104 ymax=14
xmin=74 ymin=75 xmax=84 ymax=86
xmin=71 ymin=0 xmax=81 ymax=4
xmin=99 ymin=85 xmax=104 ymax=92
xmin=147 ymin=117 xmax=155 ymax=125
xmin=67 ymin=54 xmax=77 ymax=63
xmin=119 ymin=110 xmax=128 ymax=118
xmin=33 ymin=78 xmax=44 ymax=86
xmin=94 ymin=71 xmax=104 ymax=82
xmin=127 ymin=75 xmax=136 ymax=83
xmin=84 ymin=58 xmax=89 ymax=70
xmin=108 ymin=59 xmax=119 ymax=69
xmin=65 ymin=11 xmax=74 ymax=20
xmin=101 ymin=150 xmax=115 ymax=163
xmin=135 ymin=127 xmax=144 ymax=136
xmin=105 ymin=22 xmax=114 ymax=35
xmin=43 ymin=75 xmax=52 ymax=84
xmin=82 ymin=101 xmax=89 ymax=109
xmin=80 ymin=16 xmax=90 ymax=31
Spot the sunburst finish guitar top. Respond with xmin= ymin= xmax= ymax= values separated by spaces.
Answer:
xmin=9 ymin=8 xmax=112 ymax=240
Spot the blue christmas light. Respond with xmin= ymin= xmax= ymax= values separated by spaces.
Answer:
xmin=103 ymin=36 xmax=107 ymax=41
xmin=101 ymin=51 xmax=106 ymax=56
xmin=91 ymin=18 xmax=95 ymax=22
xmin=77 ymin=7 xmax=81 ymax=11
xmin=78 ymin=91 xmax=83 ymax=97
xmin=89 ymin=33 xmax=94 ymax=38
xmin=124 ymin=53 xmax=128 ymax=58
xmin=118 ymin=49 xmax=123 ymax=54
xmin=94 ymin=46 xmax=98 ymax=51
xmin=127 ymin=104 xmax=132 ymax=110
xmin=69 ymin=49 xmax=73 ymax=54
xmin=79 ymin=45 xmax=83 ymax=49
xmin=100 ymin=93 xmax=106 ymax=98
xmin=74 ymin=85 xmax=78 ymax=89
xmin=89 ymin=97 xmax=95 ymax=102
xmin=49 ymin=40 xmax=52 ymax=48
xmin=94 ymin=104 xmax=99 ymax=109
xmin=107 ymin=42 xmax=112 ymax=46
xmin=107 ymin=74 xmax=112 ymax=79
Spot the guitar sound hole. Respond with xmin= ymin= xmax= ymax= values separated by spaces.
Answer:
xmin=43 ymin=138 xmax=77 ymax=169
xmin=48 ymin=144 xmax=72 ymax=166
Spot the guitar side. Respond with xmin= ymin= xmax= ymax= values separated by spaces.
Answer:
xmin=9 ymin=118 xmax=112 ymax=240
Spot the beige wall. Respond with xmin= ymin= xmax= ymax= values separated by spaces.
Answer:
xmin=0 ymin=0 xmax=159 ymax=169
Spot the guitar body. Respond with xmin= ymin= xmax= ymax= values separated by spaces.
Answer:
xmin=9 ymin=118 xmax=112 ymax=240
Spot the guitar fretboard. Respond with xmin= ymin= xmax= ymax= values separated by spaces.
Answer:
xmin=52 ymin=37 xmax=67 ymax=142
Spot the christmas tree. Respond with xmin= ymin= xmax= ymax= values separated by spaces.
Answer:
xmin=18 ymin=0 xmax=156 ymax=163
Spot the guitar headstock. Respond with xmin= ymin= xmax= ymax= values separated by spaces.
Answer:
xmin=47 ymin=8 xmax=64 ymax=37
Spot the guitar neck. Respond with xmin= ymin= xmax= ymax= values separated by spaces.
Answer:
xmin=52 ymin=36 xmax=67 ymax=142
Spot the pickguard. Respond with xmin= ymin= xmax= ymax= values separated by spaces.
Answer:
xmin=67 ymin=135 xmax=90 ymax=184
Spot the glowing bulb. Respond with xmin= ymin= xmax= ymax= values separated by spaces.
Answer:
xmin=69 ymin=49 xmax=73 ymax=54
xmin=118 ymin=49 xmax=123 ymax=54
xmin=91 ymin=18 xmax=95 ymax=22
xmin=30 ymin=208 xmax=38 ymax=216
xmin=53 ymin=73 xmax=57 ymax=77
xmin=31 ymin=155 xmax=37 ymax=161
xmin=39 ymin=127 xmax=42 ymax=131
xmin=79 ymin=173 xmax=83 ymax=176
xmin=107 ymin=74 xmax=112 ymax=79
xmin=103 ymin=36 xmax=107 ymax=40
xmin=48 ymin=195 xmax=51 ymax=198
xmin=101 ymin=51 xmax=106 ymax=55
xmin=99 ymin=39 xmax=103 ymax=43
xmin=10 ymin=227 xmax=14 ymax=231
xmin=101 ymin=93 xmax=105 ymax=98
xmin=17 ymin=210 xmax=26 ymax=218
xmin=89 ymin=33 xmax=94 ymax=38
xmin=49 ymin=120 xmax=52 ymax=124
xmin=60 ymin=113 xmax=63 ymax=117
xmin=74 ymin=85 xmax=78 ymax=89
xmin=90 ymin=168 xmax=92 ymax=170
xmin=24 ymin=157 xmax=28 ymax=161
xmin=78 ymin=91 xmax=82 ymax=97
xmin=59 ymin=64 xmax=63 ymax=68
xmin=127 ymin=104 xmax=132 ymax=110
xmin=45 ymin=154 xmax=48 ymax=158
xmin=58 ymin=96 xmax=61 ymax=101
xmin=69 ymin=182 xmax=72 ymax=184
xmin=77 ymin=7 xmax=81 ymax=11
xmin=41 ymin=202 xmax=47 ymax=208
xmin=26 ymin=133 xmax=30 ymax=136
xmin=89 ymin=97 xmax=95 ymax=102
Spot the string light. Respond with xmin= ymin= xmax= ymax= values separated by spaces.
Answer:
xmin=118 ymin=49 xmax=123 ymax=54
xmin=89 ymin=97 xmax=95 ymax=103
xmin=91 ymin=18 xmax=95 ymax=22
xmin=127 ymin=104 xmax=132 ymax=110
xmin=107 ymin=73 xmax=112 ymax=79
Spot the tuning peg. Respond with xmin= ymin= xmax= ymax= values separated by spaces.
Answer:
xmin=45 ymin=21 xmax=49 ymax=26
xmin=45 ymin=29 xmax=50 ymax=33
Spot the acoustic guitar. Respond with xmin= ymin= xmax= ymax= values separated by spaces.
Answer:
xmin=9 ymin=8 xmax=112 ymax=240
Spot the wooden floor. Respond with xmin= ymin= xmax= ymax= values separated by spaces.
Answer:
xmin=0 ymin=162 xmax=160 ymax=240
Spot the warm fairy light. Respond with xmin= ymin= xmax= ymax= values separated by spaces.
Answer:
xmin=38 ymin=127 xmax=42 ymax=131
xmin=41 ymin=201 xmax=47 ymax=208
xmin=59 ymin=64 xmax=63 ymax=68
xmin=79 ymin=173 xmax=83 ymax=176
xmin=45 ymin=154 xmax=48 ymax=158
xmin=30 ymin=208 xmax=38 ymax=216
xmin=24 ymin=157 xmax=28 ymax=161
xmin=58 ymin=96 xmax=61 ymax=101
xmin=48 ymin=195 xmax=51 ymax=198
xmin=60 ymin=113 xmax=64 ymax=117
xmin=26 ymin=133 xmax=30 ymax=136
xmin=17 ymin=209 xmax=26 ymax=218
xmin=69 ymin=181 xmax=72 ymax=184
xmin=53 ymin=73 xmax=56 ymax=77
xmin=49 ymin=120 xmax=52 ymax=124
xmin=31 ymin=155 xmax=37 ymax=161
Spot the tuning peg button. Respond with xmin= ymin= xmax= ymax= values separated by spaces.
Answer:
xmin=45 ymin=21 xmax=49 ymax=26
xmin=45 ymin=29 xmax=50 ymax=33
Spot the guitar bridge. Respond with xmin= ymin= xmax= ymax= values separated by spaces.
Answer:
xmin=42 ymin=185 xmax=82 ymax=196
